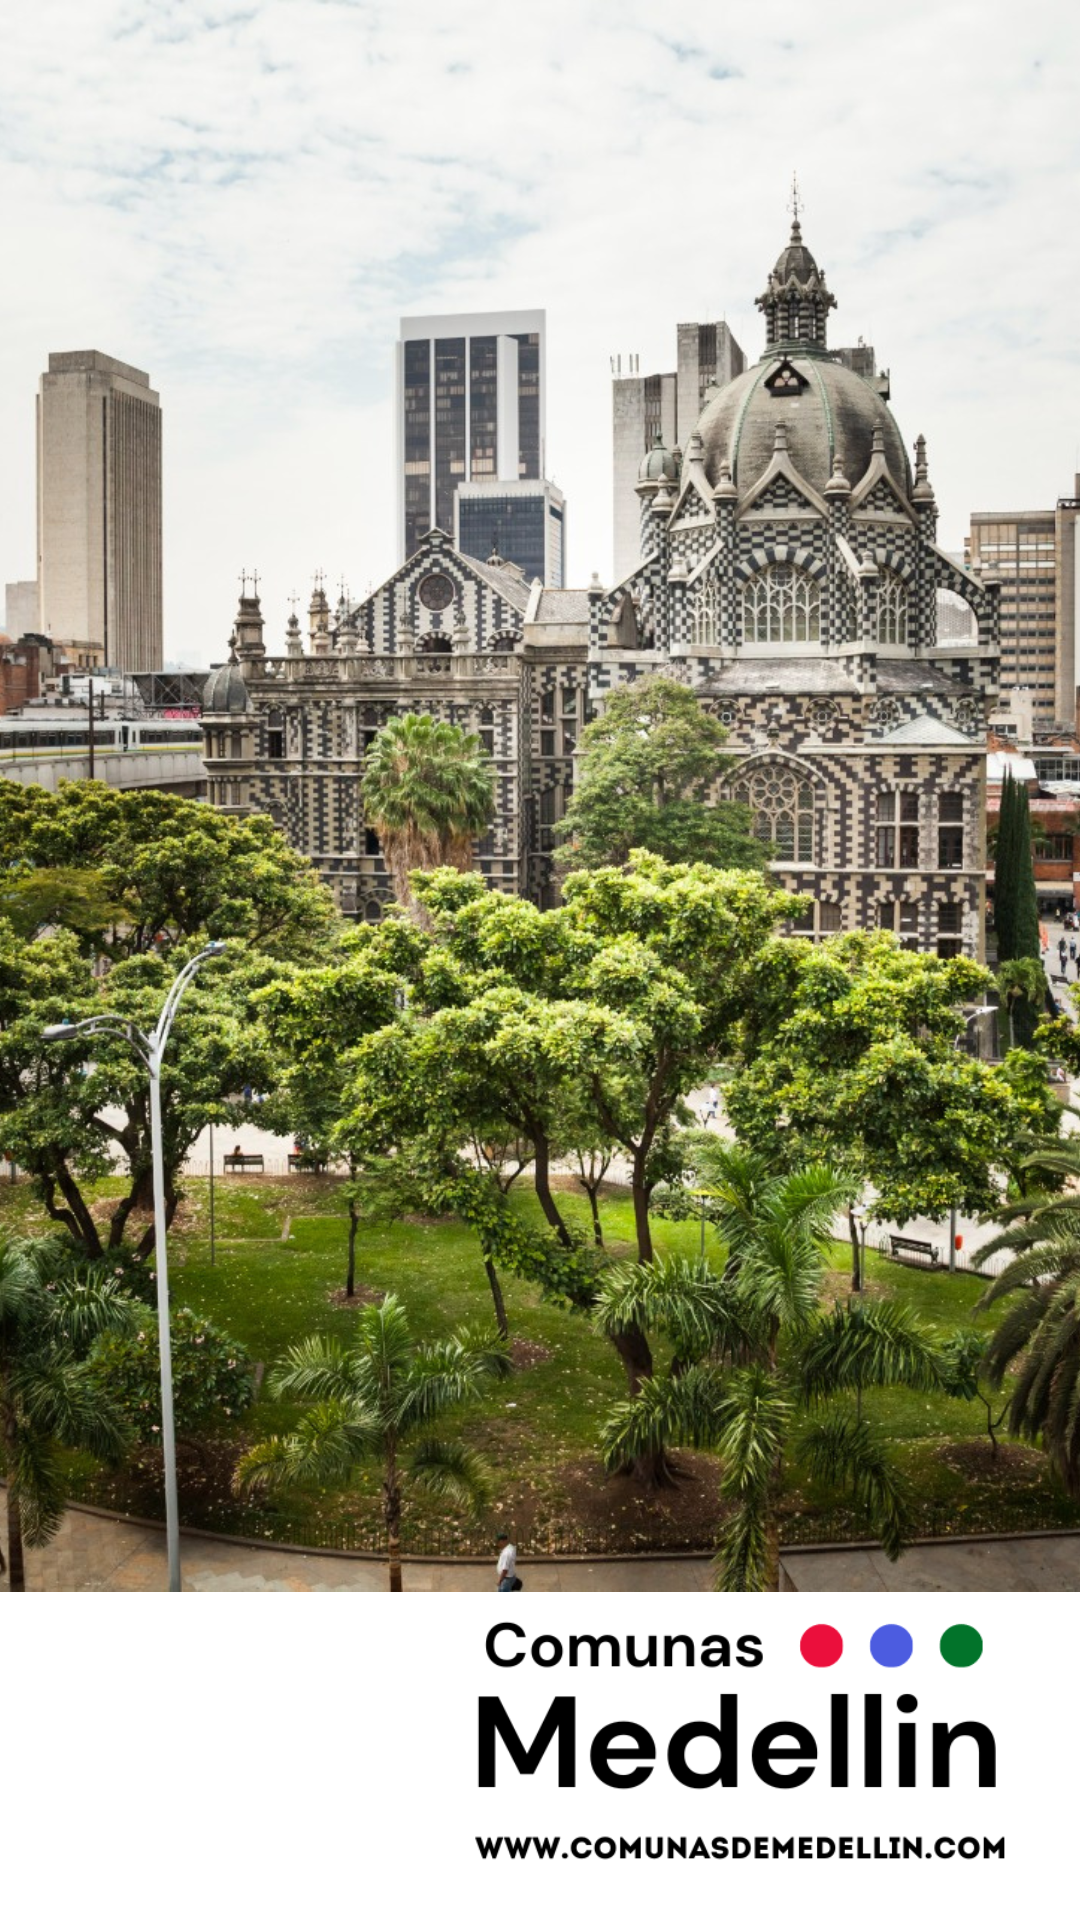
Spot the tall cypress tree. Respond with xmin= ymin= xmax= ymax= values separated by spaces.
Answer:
xmin=994 ymin=770 xmax=1043 ymax=1047
xmin=994 ymin=770 xmax=1018 ymax=960
xmin=1012 ymin=779 xmax=1042 ymax=963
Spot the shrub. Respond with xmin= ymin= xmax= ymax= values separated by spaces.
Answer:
xmin=93 ymin=1307 xmax=254 ymax=1447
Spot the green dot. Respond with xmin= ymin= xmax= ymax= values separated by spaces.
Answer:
xmin=940 ymin=1624 xmax=983 ymax=1667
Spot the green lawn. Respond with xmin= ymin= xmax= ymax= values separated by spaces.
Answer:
xmin=5 ymin=1174 xmax=1078 ymax=1554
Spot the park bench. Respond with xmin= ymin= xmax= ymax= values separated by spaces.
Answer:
xmin=287 ymin=1152 xmax=328 ymax=1174
xmin=223 ymin=1152 xmax=265 ymax=1174
xmin=888 ymin=1233 xmax=940 ymax=1269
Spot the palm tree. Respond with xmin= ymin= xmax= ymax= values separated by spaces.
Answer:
xmin=599 ymin=1153 xmax=942 ymax=1590
xmin=975 ymin=1139 xmax=1080 ymax=1492
xmin=0 ymin=1235 xmax=135 ymax=1591
xmin=359 ymin=713 xmax=495 ymax=920
xmin=234 ymin=1293 xmax=512 ymax=1591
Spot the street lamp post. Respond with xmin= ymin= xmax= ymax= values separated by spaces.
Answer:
xmin=43 ymin=940 xmax=227 ymax=1593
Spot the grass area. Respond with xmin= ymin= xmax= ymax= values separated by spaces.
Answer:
xmin=5 ymin=1173 xmax=1079 ymax=1554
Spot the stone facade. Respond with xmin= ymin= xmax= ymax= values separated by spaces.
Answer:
xmin=204 ymin=221 xmax=999 ymax=959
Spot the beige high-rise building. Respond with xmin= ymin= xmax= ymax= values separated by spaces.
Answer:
xmin=37 ymin=351 xmax=163 ymax=672
xmin=967 ymin=482 xmax=1080 ymax=728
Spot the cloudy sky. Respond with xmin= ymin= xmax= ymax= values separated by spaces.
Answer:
xmin=1 ymin=0 xmax=1077 ymax=666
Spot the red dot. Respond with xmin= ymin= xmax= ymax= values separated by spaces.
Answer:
xmin=800 ymin=1624 xmax=843 ymax=1667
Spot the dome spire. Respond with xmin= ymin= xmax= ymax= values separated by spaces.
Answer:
xmin=756 ymin=198 xmax=837 ymax=358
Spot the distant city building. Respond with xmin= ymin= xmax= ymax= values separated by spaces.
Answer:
xmin=0 ymin=635 xmax=50 ymax=714
xmin=455 ymin=478 xmax=565 ymax=586
xmin=966 ymin=485 xmax=1080 ymax=728
xmin=612 ymin=324 xmax=746 ymax=583
xmin=4 ymin=579 xmax=39 ymax=640
xmin=396 ymin=311 xmax=546 ymax=565
xmin=37 ymin=350 xmax=163 ymax=673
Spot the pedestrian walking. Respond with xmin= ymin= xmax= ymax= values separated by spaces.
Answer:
xmin=1059 ymin=937 xmax=1068 ymax=969
xmin=495 ymin=1531 xmax=523 ymax=1592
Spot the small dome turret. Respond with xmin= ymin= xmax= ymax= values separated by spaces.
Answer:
xmin=637 ymin=432 xmax=680 ymax=486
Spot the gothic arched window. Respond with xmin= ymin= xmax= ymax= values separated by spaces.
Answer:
xmin=742 ymin=564 xmax=821 ymax=644
xmin=877 ymin=569 xmax=909 ymax=645
xmin=732 ymin=762 xmax=818 ymax=863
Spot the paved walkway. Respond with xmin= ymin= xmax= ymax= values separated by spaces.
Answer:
xmin=782 ymin=1534 xmax=1080 ymax=1593
xmin=0 ymin=1493 xmax=714 ymax=1592
xmin=4 ymin=1493 xmax=1079 ymax=1593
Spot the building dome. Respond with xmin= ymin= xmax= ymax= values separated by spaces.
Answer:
xmin=696 ymin=354 xmax=911 ymax=502
xmin=637 ymin=433 xmax=679 ymax=485
xmin=202 ymin=656 xmax=251 ymax=714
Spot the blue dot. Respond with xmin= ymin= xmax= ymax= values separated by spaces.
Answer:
xmin=870 ymin=1624 xmax=913 ymax=1667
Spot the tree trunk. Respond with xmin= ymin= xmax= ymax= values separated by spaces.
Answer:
xmin=584 ymin=1184 xmax=604 ymax=1249
xmin=384 ymin=1444 xmax=403 ymax=1594
xmin=631 ymin=1146 xmax=653 ymax=1265
xmin=134 ymin=1188 xmax=179 ymax=1262
xmin=532 ymin=1135 xmax=572 ymax=1247
xmin=484 ymin=1256 xmax=509 ymax=1340
xmin=40 ymin=1164 xmax=103 ymax=1257
xmin=848 ymin=1207 xmax=861 ymax=1292
xmin=346 ymin=1195 xmax=359 ymax=1300
xmin=607 ymin=1324 xmax=677 ymax=1490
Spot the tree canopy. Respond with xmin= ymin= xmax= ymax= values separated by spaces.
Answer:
xmin=728 ymin=930 xmax=1048 ymax=1223
xmin=554 ymin=677 xmax=767 ymax=873
xmin=359 ymin=713 xmax=495 ymax=918
xmin=0 ymin=780 xmax=336 ymax=958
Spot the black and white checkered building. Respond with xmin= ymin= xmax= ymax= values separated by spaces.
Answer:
xmin=202 ymin=221 xmax=998 ymax=956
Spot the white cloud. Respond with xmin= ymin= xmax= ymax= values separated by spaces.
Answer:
xmin=1 ymin=0 xmax=1078 ymax=661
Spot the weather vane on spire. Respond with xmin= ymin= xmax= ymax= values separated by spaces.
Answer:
xmin=790 ymin=173 xmax=802 ymax=226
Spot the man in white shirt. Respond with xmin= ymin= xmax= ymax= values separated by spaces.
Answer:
xmin=496 ymin=1532 xmax=522 ymax=1591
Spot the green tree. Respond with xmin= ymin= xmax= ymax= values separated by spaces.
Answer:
xmin=0 ymin=932 xmax=277 ymax=1256
xmin=997 ymin=957 xmax=1047 ymax=1051
xmin=253 ymin=924 xmax=423 ymax=1295
xmin=234 ymin=1294 xmax=511 ymax=1592
xmin=974 ymin=1139 xmax=1080 ymax=1492
xmin=0 ymin=1234 xmax=135 ymax=1591
xmin=554 ymin=677 xmax=767 ymax=873
xmin=0 ymin=781 xmax=336 ymax=959
xmin=600 ymin=1162 xmax=942 ymax=1589
xmin=728 ymin=931 xmax=1044 ymax=1229
xmin=938 ymin=1329 xmax=1008 ymax=1455
xmin=993 ymin=773 xmax=1041 ymax=1046
xmin=340 ymin=856 xmax=790 ymax=1483
xmin=359 ymin=713 xmax=495 ymax=919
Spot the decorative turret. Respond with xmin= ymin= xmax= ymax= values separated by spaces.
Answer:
xmin=285 ymin=606 xmax=303 ymax=658
xmin=309 ymin=574 xmax=331 ymax=655
xmin=233 ymin=578 xmax=265 ymax=678
xmin=755 ymin=217 xmax=837 ymax=356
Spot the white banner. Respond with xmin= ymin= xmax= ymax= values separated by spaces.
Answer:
xmin=4 ymin=1592 xmax=1073 ymax=1919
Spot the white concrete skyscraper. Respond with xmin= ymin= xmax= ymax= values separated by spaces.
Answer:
xmin=37 ymin=350 xmax=163 ymax=672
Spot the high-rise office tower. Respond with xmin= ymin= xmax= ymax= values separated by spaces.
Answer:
xmin=396 ymin=311 xmax=546 ymax=568
xmin=967 ymin=483 xmax=1080 ymax=728
xmin=36 ymin=350 xmax=163 ymax=672
xmin=455 ymin=478 xmax=565 ymax=586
